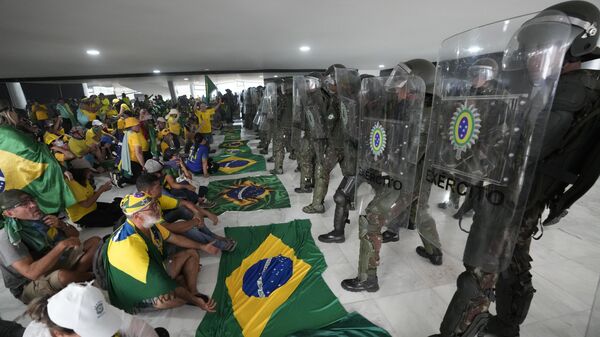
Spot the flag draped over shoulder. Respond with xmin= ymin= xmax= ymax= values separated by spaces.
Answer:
xmin=205 ymin=76 xmax=218 ymax=104
xmin=0 ymin=126 xmax=76 ymax=214
xmin=213 ymin=152 xmax=266 ymax=176
xmin=205 ymin=175 xmax=290 ymax=215
xmin=197 ymin=220 xmax=391 ymax=337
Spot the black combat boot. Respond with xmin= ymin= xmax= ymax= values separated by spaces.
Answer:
xmin=382 ymin=230 xmax=399 ymax=243
xmin=341 ymin=276 xmax=379 ymax=292
xmin=416 ymin=246 xmax=443 ymax=265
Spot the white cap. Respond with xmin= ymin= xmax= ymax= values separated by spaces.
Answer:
xmin=91 ymin=120 xmax=103 ymax=127
xmin=144 ymin=159 xmax=164 ymax=173
xmin=168 ymin=108 xmax=179 ymax=115
xmin=47 ymin=283 xmax=123 ymax=337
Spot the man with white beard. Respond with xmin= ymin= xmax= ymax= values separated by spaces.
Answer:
xmin=102 ymin=192 xmax=217 ymax=313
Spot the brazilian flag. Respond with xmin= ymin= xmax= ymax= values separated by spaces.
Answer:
xmin=223 ymin=129 xmax=242 ymax=142
xmin=220 ymin=140 xmax=249 ymax=150
xmin=206 ymin=175 xmax=290 ymax=215
xmin=197 ymin=220 xmax=391 ymax=337
xmin=0 ymin=126 xmax=76 ymax=214
xmin=213 ymin=153 xmax=266 ymax=176
xmin=221 ymin=147 xmax=252 ymax=155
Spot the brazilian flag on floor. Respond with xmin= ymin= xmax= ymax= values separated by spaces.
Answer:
xmin=0 ymin=126 xmax=76 ymax=214
xmin=213 ymin=152 xmax=267 ymax=176
xmin=197 ymin=220 xmax=390 ymax=337
xmin=223 ymin=129 xmax=242 ymax=142
xmin=219 ymin=140 xmax=251 ymax=153
xmin=206 ymin=175 xmax=290 ymax=215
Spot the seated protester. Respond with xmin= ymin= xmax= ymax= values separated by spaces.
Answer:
xmin=32 ymin=102 xmax=49 ymax=125
xmin=76 ymin=99 xmax=97 ymax=128
xmin=44 ymin=132 xmax=75 ymax=165
xmin=66 ymin=159 xmax=123 ymax=228
xmin=117 ymin=117 xmax=150 ymax=186
xmin=185 ymin=133 xmax=219 ymax=177
xmin=136 ymin=174 xmax=234 ymax=252
xmin=104 ymin=192 xmax=217 ymax=313
xmin=0 ymin=190 xmax=100 ymax=304
xmin=183 ymin=119 xmax=198 ymax=155
xmin=67 ymin=126 xmax=104 ymax=168
xmin=145 ymin=157 xmax=213 ymax=207
xmin=85 ymin=120 xmax=115 ymax=160
xmin=24 ymin=282 xmax=169 ymax=337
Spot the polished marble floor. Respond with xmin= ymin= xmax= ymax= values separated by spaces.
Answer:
xmin=1 ymin=128 xmax=599 ymax=337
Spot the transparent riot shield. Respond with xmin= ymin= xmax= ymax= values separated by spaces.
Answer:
xmin=263 ymin=82 xmax=278 ymax=132
xmin=304 ymin=76 xmax=327 ymax=140
xmin=291 ymin=76 xmax=307 ymax=152
xmin=416 ymin=11 xmax=573 ymax=273
xmin=587 ymin=277 xmax=600 ymax=337
xmin=335 ymin=68 xmax=361 ymax=177
xmin=355 ymin=73 xmax=425 ymax=234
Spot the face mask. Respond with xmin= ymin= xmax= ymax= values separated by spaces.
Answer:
xmin=54 ymin=140 xmax=65 ymax=147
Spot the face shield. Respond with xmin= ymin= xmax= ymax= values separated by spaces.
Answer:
xmin=305 ymin=76 xmax=321 ymax=91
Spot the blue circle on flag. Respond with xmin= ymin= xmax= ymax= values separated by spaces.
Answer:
xmin=221 ymin=159 xmax=250 ymax=168
xmin=242 ymin=256 xmax=293 ymax=298
xmin=0 ymin=169 xmax=5 ymax=192
xmin=226 ymin=185 xmax=266 ymax=200
xmin=458 ymin=116 xmax=469 ymax=140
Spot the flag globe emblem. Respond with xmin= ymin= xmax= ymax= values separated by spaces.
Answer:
xmin=369 ymin=122 xmax=387 ymax=159
xmin=449 ymin=103 xmax=481 ymax=159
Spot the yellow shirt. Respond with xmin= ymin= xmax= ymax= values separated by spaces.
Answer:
xmin=197 ymin=108 xmax=214 ymax=134
xmin=127 ymin=131 xmax=143 ymax=163
xmin=158 ymin=194 xmax=180 ymax=211
xmin=167 ymin=116 xmax=181 ymax=136
xmin=68 ymin=138 xmax=90 ymax=157
xmin=66 ymin=180 xmax=97 ymax=222
xmin=106 ymin=109 xmax=118 ymax=118
xmin=101 ymin=98 xmax=110 ymax=108
xmin=85 ymin=128 xmax=101 ymax=146
xmin=117 ymin=118 xmax=126 ymax=130
xmin=35 ymin=109 xmax=49 ymax=121
xmin=157 ymin=128 xmax=170 ymax=141
xmin=81 ymin=109 xmax=97 ymax=122
xmin=160 ymin=140 xmax=170 ymax=154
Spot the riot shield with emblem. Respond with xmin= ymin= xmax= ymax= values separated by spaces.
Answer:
xmin=355 ymin=73 xmax=425 ymax=239
xmin=415 ymin=11 xmax=574 ymax=273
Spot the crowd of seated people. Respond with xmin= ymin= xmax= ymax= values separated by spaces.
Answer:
xmin=0 ymin=91 xmax=239 ymax=336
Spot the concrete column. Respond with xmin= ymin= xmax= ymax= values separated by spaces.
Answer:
xmin=6 ymin=82 xmax=26 ymax=109
xmin=82 ymin=83 xmax=90 ymax=96
xmin=167 ymin=80 xmax=176 ymax=101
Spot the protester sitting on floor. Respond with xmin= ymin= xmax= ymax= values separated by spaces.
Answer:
xmin=68 ymin=126 xmax=104 ymax=164
xmin=145 ymin=156 xmax=213 ymax=208
xmin=85 ymin=120 xmax=115 ymax=161
xmin=44 ymin=132 xmax=75 ymax=165
xmin=0 ymin=190 xmax=100 ymax=304
xmin=166 ymin=109 xmax=181 ymax=150
xmin=24 ymin=282 xmax=170 ymax=337
xmin=104 ymin=192 xmax=217 ymax=313
xmin=66 ymin=159 xmax=123 ymax=228
xmin=136 ymin=174 xmax=235 ymax=252
xmin=185 ymin=133 xmax=219 ymax=177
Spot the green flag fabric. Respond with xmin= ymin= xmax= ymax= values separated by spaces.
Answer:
xmin=219 ymin=140 xmax=252 ymax=155
xmin=213 ymin=152 xmax=267 ymax=176
xmin=197 ymin=220 xmax=390 ymax=337
xmin=206 ymin=175 xmax=290 ymax=215
xmin=0 ymin=126 xmax=76 ymax=214
xmin=205 ymin=75 xmax=218 ymax=104
xmin=224 ymin=129 xmax=242 ymax=142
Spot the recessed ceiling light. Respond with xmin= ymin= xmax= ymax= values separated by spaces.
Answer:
xmin=299 ymin=46 xmax=311 ymax=52
xmin=259 ymin=75 xmax=263 ymax=78
xmin=153 ymin=69 xmax=161 ymax=74
xmin=204 ymin=69 xmax=210 ymax=71
xmin=184 ymin=78 xmax=189 ymax=81
xmin=274 ymin=75 xmax=279 ymax=78
xmin=86 ymin=49 xmax=100 ymax=56
xmin=378 ymin=64 xmax=385 ymax=68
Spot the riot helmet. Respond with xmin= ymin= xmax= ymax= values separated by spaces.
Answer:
xmin=323 ymin=64 xmax=345 ymax=94
xmin=468 ymin=58 xmax=499 ymax=88
xmin=405 ymin=59 xmax=436 ymax=94
xmin=281 ymin=79 xmax=293 ymax=95
xmin=305 ymin=72 xmax=322 ymax=92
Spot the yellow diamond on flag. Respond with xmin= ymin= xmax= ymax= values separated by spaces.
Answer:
xmin=0 ymin=149 xmax=48 ymax=191
xmin=217 ymin=155 xmax=257 ymax=175
xmin=226 ymin=234 xmax=311 ymax=337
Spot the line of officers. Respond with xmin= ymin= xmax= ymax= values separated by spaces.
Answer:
xmin=248 ymin=2 xmax=600 ymax=336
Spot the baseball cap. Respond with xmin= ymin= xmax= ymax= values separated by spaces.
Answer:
xmin=47 ymin=283 xmax=123 ymax=337
xmin=0 ymin=190 xmax=30 ymax=211
xmin=144 ymin=159 xmax=164 ymax=174
xmin=91 ymin=120 xmax=103 ymax=127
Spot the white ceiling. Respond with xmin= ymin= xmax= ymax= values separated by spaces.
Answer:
xmin=0 ymin=0 xmax=586 ymax=79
